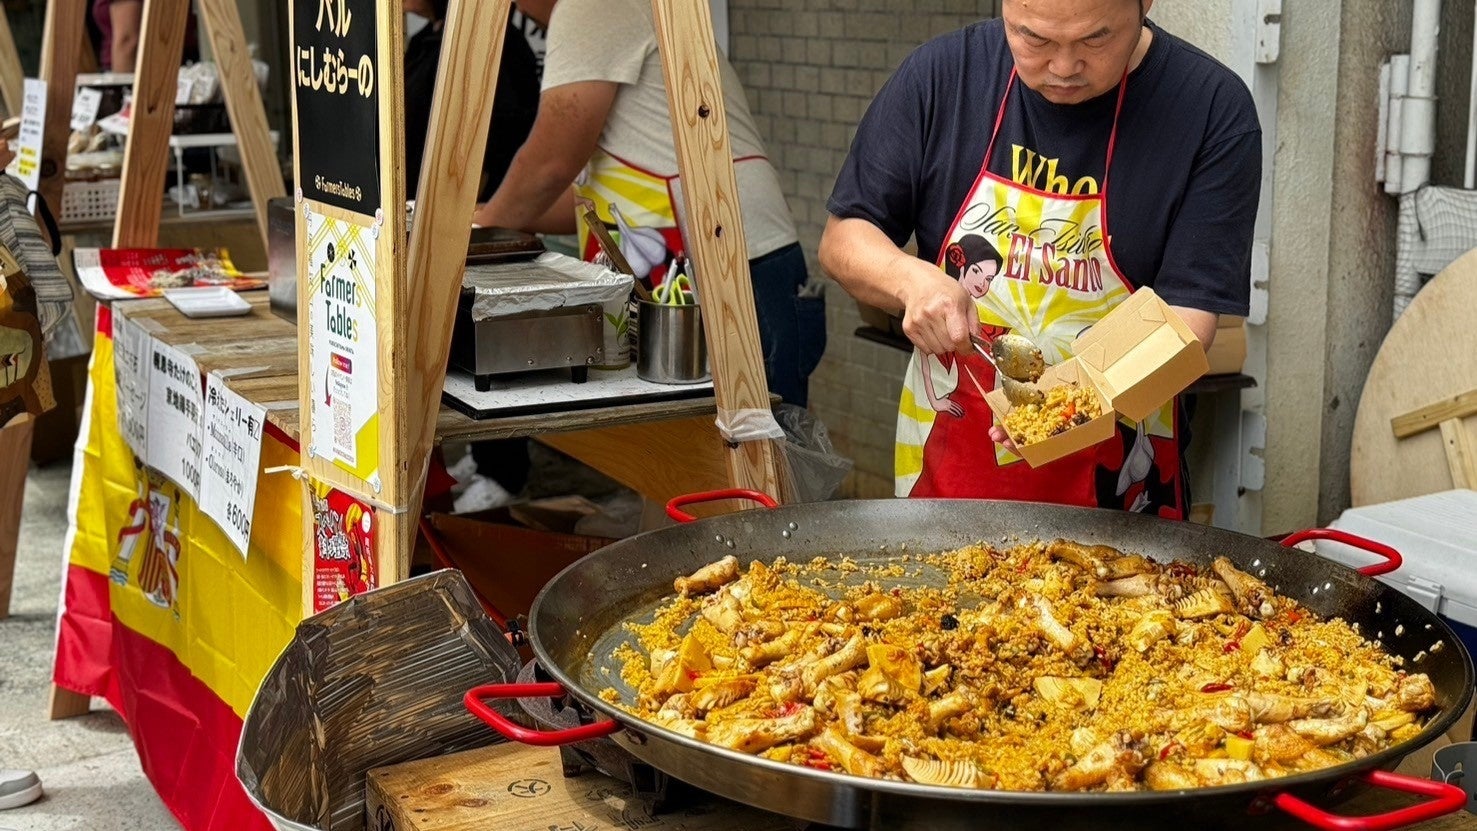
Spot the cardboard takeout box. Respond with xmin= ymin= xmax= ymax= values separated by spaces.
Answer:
xmin=985 ymin=288 xmax=1209 ymax=468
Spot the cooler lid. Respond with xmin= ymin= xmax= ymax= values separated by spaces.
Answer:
xmin=1319 ymin=489 xmax=1477 ymax=628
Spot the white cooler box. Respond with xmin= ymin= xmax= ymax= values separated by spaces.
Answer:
xmin=1314 ymin=490 xmax=1477 ymax=670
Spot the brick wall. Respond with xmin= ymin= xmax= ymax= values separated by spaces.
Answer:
xmin=727 ymin=1 xmax=1002 ymax=497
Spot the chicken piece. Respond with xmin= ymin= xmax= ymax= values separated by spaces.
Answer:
xmin=656 ymin=693 xmax=695 ymax=722
xmin=1371 ymin=709 xmax=1417 ymax=732
xmin=1289 ymin=705 xmax=1369 ymax=747
xmin=652 ymin=717 xmax=707 ymax=740
xmin=1104 ymin=554 xmax=1157 ymax=580
xmin=1095 ymin=574 xmax=1159 ymax=598
xmin=1045 ymin=540 xmax=1114 ymax=579
xmin=768 ymin=665 xmax=805 ymax=704
xmin=1096 ymin=572 xmax=1215 ymax=601
xmin=928 ymin=689 xmax=977 ymax=732
xmin=701 ymin=589 xmax=746 ymax=634
xmin=740 ymin=625 xmax=805 ymax=668
xmin=1395 ymin=674 xmax=1436 ymax=712
xmin=832 ymin=688 xmax=868 ymax=738
xmin=1174 ymin=720 xmax=1228 ymax=757
xmin=1250 ymin=648 xmax=1285 ymax=679
xmin=1252 ymin=724 xmax=1318 ymax=765
xmin=733 ymin=619 xmax=785 ymax=648
xmin=688 ymin=677 xmax=757 ymax=714
xmin=1127 ymin=610 xmax=1178 ymax=652
xmin=1143 ymin=762 xmax=1198 ymax=791
xmin=1029 ymin=596 xmax=1091 ymax=662
xmin=649 ymin=648 xmax=677 ymax=678
xmin=813 ymin=727 xmax=886 ymax=778
xmin=922 ymin=665 xmax=953 ymax=696
xmin=1350 ymin=723 xmax=1389 ymax=758
xmin=1193 ymin=758 xmax=1265 ymax=786
xmin=1172 ymin=586 xmax=1237 ymax=620
xmin=707 ymin=707 xmax=819 ymax=754
xmin=1050 ymin=733 xmax=1147 ymax=792
xmin=801 ymin=633 xmax=868 ymax=696
xmin=902 ymin=756 xmax=993 ymax=789
xmin=1196 ymin=694 xmax=1253 ymax=734
xmin=1212 ymin=557 xmax=1276 ymax=619
xmin=675 ymin=555 xmax=740 ymax=596
xmin=1244 ymin=691 xmax=1338 ymax=724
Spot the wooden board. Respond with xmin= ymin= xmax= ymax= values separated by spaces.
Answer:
xmin=1352 ymin=248 xmax=1477 ymax=505
xmin=538 ymin=414 xmax=735 ymax=509
xmin=37 ymin=0 xmax=86 ymax=228
xmin=0 ymin=415 xmax=32 ymax=620
xmin=403 ymin=0 xmax=511 ymax=518
xmin=650 ymin=0 xmax=785 ymax=501
xmin=0 ymin=9 xmax=24 ymax=118
xmin=195 ymin=0 xmax=286 ymax=248
xmin=365 ymin=742 xmax=794 ymax=831
xmin=111 ymin=0 xmax=191 ymax=248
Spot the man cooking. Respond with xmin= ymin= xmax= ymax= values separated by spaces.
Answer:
xmin=819 ymin=0 xmax=1259 ymax=517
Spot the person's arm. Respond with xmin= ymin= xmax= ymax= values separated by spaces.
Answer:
xmin=470 ymin=80 xmax=616 ymax=232
xmin=819 ymin=216 xmax=974 ymax=357
xmin=1172 ymin=306 xmax=1218 ymax=349
xmin=109 ymin=0 xmax=143 ymax=73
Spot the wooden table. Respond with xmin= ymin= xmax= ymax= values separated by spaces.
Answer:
xmin=111 ymin=293 xmax=739 ymax=502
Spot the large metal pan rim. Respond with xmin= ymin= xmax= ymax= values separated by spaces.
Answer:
xmin=528 ymin=499 xmax=1475 ymax=806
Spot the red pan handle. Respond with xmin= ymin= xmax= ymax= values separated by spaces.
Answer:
xmin=465 ymin=683 xmax=620 ymax=747
xmin=1280 ymin=529 xmax=1403 ymax=577
xmin=666 ymin=489 xmax=779 ymax=523
xmin=1273 ymin=770 xmax=1466 ymax=831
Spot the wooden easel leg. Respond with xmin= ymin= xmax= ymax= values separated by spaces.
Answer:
xmin=0 ymin=416 xmax=34 ymax=620
xmin=49 ymin=683 xmax=92 ymax=719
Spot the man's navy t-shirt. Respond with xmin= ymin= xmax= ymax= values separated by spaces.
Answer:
xmin=828 ymin=18 xmax=1261 ymax=318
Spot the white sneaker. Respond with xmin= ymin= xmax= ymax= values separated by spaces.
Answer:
xmin=0 ymin=769 xmax=42 ymax=809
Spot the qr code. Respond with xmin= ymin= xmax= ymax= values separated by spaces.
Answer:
xmin=333 ymin=395 xmax=353 ymax=458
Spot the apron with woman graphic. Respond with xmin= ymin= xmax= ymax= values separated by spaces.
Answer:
xmin=896 ymin=70 xmax=1186 ymax=519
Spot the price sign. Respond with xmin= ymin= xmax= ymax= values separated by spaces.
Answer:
xmin=199 ymin=374 xmax=266 ymax=559
xmin=293 ymin=0 xmax=380 ymax=214
xmin=7 ymin=79 xmax=46 ymax=193
xmin=144 ymin=340 xmax=204 ymax=498
xmin=70 ymin=87 xmax=103 ymax=131
xmin=112 ymin=313 xmax=151 ymax=460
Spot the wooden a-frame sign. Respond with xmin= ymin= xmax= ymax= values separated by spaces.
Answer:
xmin=288 ymin=0 xmax=786 ymax=615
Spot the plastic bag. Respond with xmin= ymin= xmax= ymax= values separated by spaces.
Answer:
xmin=776 ymin=403 xmax=852 ymax=503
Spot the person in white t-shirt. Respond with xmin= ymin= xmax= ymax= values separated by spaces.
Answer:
xmin=471 ymin=0 xmax=825 ymax=406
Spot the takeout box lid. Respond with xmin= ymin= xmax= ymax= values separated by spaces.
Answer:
xmin=1071 ymin=287 xmax=1209 ymax=423
xmin=984 ymin=357 xmax=1116 ymax=468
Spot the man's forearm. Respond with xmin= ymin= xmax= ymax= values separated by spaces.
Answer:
xmin=473 ymin=155 xmax=576 ymax=230
xmin=818 ymin=216 xmax=920 ymax=313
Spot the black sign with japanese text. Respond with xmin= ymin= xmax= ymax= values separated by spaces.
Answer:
xmin=293 ymin=0 xmax=380 ymax=215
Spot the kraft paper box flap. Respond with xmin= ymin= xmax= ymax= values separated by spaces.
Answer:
xmin=984 ymin=357 xmax=1115 ymax=469
xmin=1072 ymin=288 xmax=1208 ymax=423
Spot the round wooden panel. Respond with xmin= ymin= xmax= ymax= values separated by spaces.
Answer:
xmin=1351 ymin=247 xmax=1477 ymax=506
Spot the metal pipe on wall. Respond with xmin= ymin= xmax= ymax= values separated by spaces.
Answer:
xmin=1400 ymin=0 xmax=1440 ymax=192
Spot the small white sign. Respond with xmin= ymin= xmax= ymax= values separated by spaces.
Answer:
xmin=175 ymin=78 xmax=196 ymax=106
xmin=145 ymin=339 xmax=204 ymax=498
xmin=112 ymin=313 xmax=151 ymax=460
xmin=6 ymin=79 xmax=47 ymax=193
xmin=199 ymin=374 xmax=265 ymax=559
xmin=70 ymin=87 xmax=103 ymax=131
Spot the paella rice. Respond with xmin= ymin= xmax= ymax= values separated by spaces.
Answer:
xmin=1002 ymin=384 xmax=1101 ymax=446
xmin=601 ymin=540 xmax=1438 ymax=792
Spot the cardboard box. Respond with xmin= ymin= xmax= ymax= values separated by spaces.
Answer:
xmin=366 ymin=742 xmax=795 ymax=831
xmin=1074 ymin=288 xmax=1209 ymax=422
xmin=1207 ymin=317 xmax=1247 ymax=376
xmin=984 ymin=358 xmax=1116 ymax=468
xmin=984 ymin=288 xmax=1208 ymax=467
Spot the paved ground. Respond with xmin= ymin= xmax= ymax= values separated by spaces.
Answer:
xmin=0 ymin=462 xmax=179 ymax=831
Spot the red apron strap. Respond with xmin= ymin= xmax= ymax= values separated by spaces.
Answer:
xmin=981 ymin=69 xmax=1019 ymax=171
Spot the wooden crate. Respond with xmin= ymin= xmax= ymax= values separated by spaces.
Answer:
xmin=366 ymin=742 xmax=797 ymax=831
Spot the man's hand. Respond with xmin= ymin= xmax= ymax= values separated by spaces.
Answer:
xmin=897 ymin=259 xmax=975 ymax=357
xmin=819 ymin=216 xmax=976 ymax=357
xmin=987 ymin=424 xmax=1018 ymax=452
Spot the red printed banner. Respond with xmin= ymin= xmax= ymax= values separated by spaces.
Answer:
xmin=310 ymin=481 xmax=376 ymax=612
xmin=73 ymin=247 xmax=265 ymax=300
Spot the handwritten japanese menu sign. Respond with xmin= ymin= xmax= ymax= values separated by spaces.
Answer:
xmin=111 ymin=313 xmax=151 ymax=460
xmin=293 ymin=0 xmax=380 ymax=214
xmin=199 ymin=374 xmax=266 ymax=559
xmin=145 ymin=340 xmax=204 ymax=499
xmin=5 ymin=79 xmax=46 ymax=193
